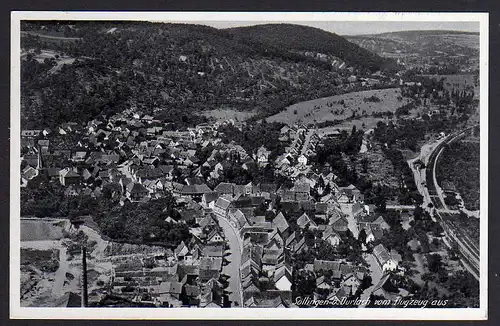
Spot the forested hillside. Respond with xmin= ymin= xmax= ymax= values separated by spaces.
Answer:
xmin=227 ymin=24 xmax=398 ymax=73
xmin=21 ymin=21 xmax=394 ymax=129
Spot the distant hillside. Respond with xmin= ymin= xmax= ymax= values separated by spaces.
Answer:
xmin=359 ymin=30 xmax=479 ymax=37
xmin=346 ymin=30 xmax=479 ymax=57
xmin=20 ymin=21 xmax=397 ymax=129
xmin=227 ymin=23 xmax=397 ymax=73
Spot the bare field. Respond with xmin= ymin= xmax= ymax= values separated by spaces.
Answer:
xmin=266 ymin=88 xmax=408 ymax=126
xmin=21 ymin=220 xmax=65 ymax=241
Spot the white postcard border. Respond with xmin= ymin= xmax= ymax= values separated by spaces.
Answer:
xmin=10 ymin=11 xmax=489 ymax=320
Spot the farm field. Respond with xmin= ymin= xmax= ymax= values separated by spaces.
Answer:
xmin=266 ymin=88 xmax=408 ymax=126
xmin=200 ymin=109 xmax=256 ymax=122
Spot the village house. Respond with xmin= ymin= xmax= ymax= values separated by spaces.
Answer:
xmin=254 ymin=146 xmax=271 ymax=164
xmin=337 ymin=184 xmax=364 ymax=203
xmin=213 ymin=197 xmax=232 ymax=217
xmin=329 ymin=213 xmax=349 ymax=232
xmin=364 ymin=225 xmax=384 ymax=243
xmin=373 ymin=244 xmax=399 ymax=272
xmin=59 ymin=168 xmax=80 ymax=186
xmin=172 ymin=182 xmax=212 ymax=199
xmin=322 ymin=226 xmax=342 ymax=246
xmin=274 ymin=264 xmax=293 ymax=292
xmin=272 ymin=212 xmax=290 ymax=236
xmin=342 ymin=272 xmax=364 ymax=294
xmin=22 ymin=165 xmax=38 ymax=181
xmin=297 ymin=154 xmax=308 ymax=166
xmin=206 ymin=228 xmax=224 ymax=243
xmin=229 ymin=208 xmax=252 ymax=231
xmin=358 ymin=215 xmax=390 ymax=242
xmin=214 ymin=182 xmax=235 ymax=197
xmin=201 ymin=192 xmax=219 ymax=209
xmin=71 ymin=150 xmax=88 ymax=162
xmin=296 ymin=213 xmax=317 ymax=230
xmin=371 ymin=273 xmax=409 ymax=301
xmin=126 ymin=182 xmax=149 ymax=202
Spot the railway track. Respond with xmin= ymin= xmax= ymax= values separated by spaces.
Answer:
xmin=424 ymin=126 xmax=480 ymax=280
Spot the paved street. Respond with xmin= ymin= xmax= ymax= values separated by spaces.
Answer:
xmin=340 ymin=203 xmax=359 ymax=238
xmin=358 ymin=253 xmax=382 ymax=307
xmin=217 ymin=216 xmax=243 ymax=307
xmin=385 ymin=204 xmax=415 ymax=210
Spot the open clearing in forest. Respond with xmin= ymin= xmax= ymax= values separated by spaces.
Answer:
xmin=266 ymin=88 xmax=408 ymax=126
xmin=200 ymin=109 xmax=256 ymax=122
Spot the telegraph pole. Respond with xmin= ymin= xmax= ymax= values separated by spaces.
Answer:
xmin=81 ymin=246 xmax=88 ymax=307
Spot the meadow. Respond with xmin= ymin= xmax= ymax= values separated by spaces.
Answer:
xmin=266 ymin=88 xmax=408 ymax=126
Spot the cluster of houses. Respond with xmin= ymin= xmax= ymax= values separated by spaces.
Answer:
xmin=20 ymin=109 xmax=262 ymax=205
xmin=107 ymin=211 xmax=230 ymax=308
xmin=299 ymin=258 xmax=369 ymax=303
xmin=203 ymin=174 xmax=373 ymax=307
xmin=275 ymin=125 xmax=320 ymax=179
xmin=20 ymin=106 xmax=412 ymax=308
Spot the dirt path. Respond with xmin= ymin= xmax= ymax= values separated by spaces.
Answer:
xmin=81 ymin=226 xmax=109 ymax=257
xmin=52 ymin=247 xmax=68 ymax=297
xmin=48 ymin=58 xmax=76 ymax=74
xmin=21 ymin=31 xmax=82 ymax=41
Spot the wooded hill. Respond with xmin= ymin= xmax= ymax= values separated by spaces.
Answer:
xmin=21 ymin=21 xmax=396 ymax=129
xmin=227 ymin=23 xmax=397 ymax=73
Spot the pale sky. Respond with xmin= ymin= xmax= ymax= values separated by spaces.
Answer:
xmin=185 ymin=21 xmax=479 ymax=36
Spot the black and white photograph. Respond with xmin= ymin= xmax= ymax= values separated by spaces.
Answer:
xmin=10 ymin=11 xmax=488 ymax=320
